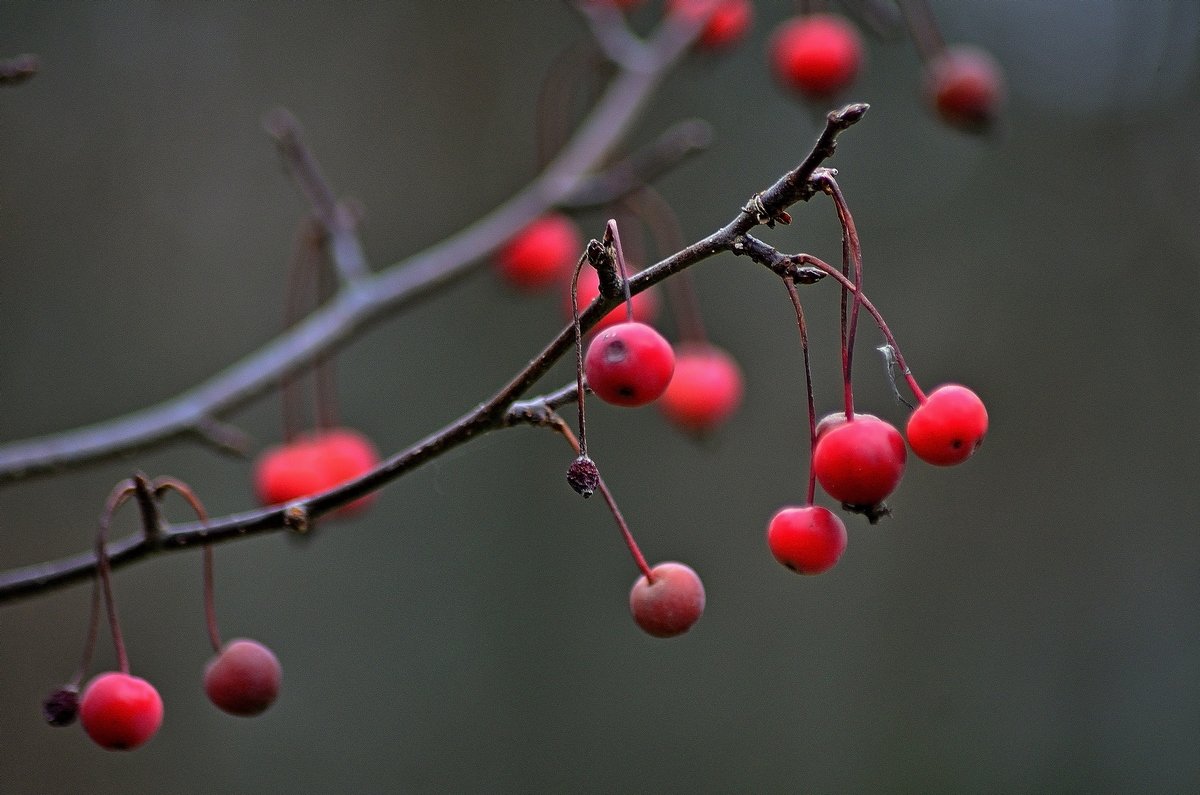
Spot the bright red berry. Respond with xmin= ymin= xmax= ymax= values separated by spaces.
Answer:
xmin=496 ymin=214 xmax=582 ymax=291
xmin=584 ymin=321 xmax=675 ymax=407
xmin=79 ymin=672 xmax=163 ymax=751
xmin=766 ymin=505 xmax=847 ymax=574
xmin=253 ymin=427 xmax=380 ymax=516
xmin=204 ymin=639 xmax=282 ymax=717
xmin=906 ymin=384 xmax=988 ymax=465
xmin=925 ymin=45 xmax=1004 ymax=131
xmin=769 ymin=13 xmax=863 ymax=99
xmin=567 ymin=266 xmax=660 ymax=335
xmin=812 ymin=413 xmax=906 ymax=507
xmin=629 ymin=562 xmax=706 ymax=638
xmin=658 ymin=343 xmax=743 ymax=433
xmin=668 ymin=0 xmax=754 ymax=51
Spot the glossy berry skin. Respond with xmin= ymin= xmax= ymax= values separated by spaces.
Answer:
xmin=204 ymin=639 xmax=282 ymax=717
xmin=925 ymin=46 xmax=1004 ymax=131
xmin=813 ymin=414 xmax=906 ymax=507
xmin=770 ymin=14 xmax=863 ymax=99
xmin=495 ymin=214 xmax=582 ymax=291
xmin=766 ymin=505 xmax=847 ymax=574
xmin=658 ymin=344 xmax=743 ymax=433
xmin=254 ymin=427 xmax=380 ymax=516
xmin=668 ymin=0 xmax=753 ymax=51
xmin=629 ymin=562 xmax=706 ymax=638
xmin=79 ymin=672 xmax=163 ymax=751
xmin=567 ymin=266 xmax=660 ymax=335
xmin=584 ymin=322 xmax=675 ymax=407
xmin=906 ymin=384 xmax=988 ymax=466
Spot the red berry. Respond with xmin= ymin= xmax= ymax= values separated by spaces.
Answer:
xmin=253 ymin=427 xmax=380 ymax=516
xmin=769 ymin=13 xmax=863 ymax=99
xmin=79 ymin=672 xmax=163 ymax=751
xmin=925 ymin=46 xmax=1004 ymax=131
xmin=766 ymin=505 xmax=847 ymax=574
xmin=567 ymin=266 xmax=659 ymax=335
xmin=658 ymin=343 xmax=743 ymax=433
xmin=204 ymin=639 xmax=282 ymax=717
xmin=629 ymin=562 xmax=706 ymax=638
xmin=668 ymin=0 xmax=754 ymax=51
xmin=906 ymin=384 xmax=988 ymax=465
xmin=812 ymin=414 xmax=906 ymax=507
xmin=496 ymin=214 xmax=582 ymax=291
xmin=584 ymin=321 xmax=675 ymax=407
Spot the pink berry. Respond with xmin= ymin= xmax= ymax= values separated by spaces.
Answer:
xmin=204 ymin=639 xmax=282 ymax=717
xmin=253 ymin=427 xmax=380 ymax=516
xmin=658 ymin=344 xmax=743 ymax=433
xmin=812 ymin=414 xmax=906 ymax=507
xmin=79 ymin=672 xmax=163 ymax=751
xmin=906 ymin=384 xmax=988 ymax=465
xmin=925 ymin=45 xmax=1004 ymax=131
xmin=567 ymin=266 xmax=660 ymax=335
xmin=629 ymin=562 xmax=706 ymax=638
xmin=495 ymin=214 xmax=582 ymax=291
xmin=766 ymin=505 xmax=847 ymax=574
xmin=668 ymin=0 xmax=754 ymax=51
xmin=584 ymin=321 xmax=675 ymax=407
xmin=769 ymin=13 xmax=863 ymax=99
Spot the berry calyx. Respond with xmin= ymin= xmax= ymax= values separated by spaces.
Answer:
xmin=204 ymin=639 xmax=282 ymax=717
xmin=925 ymin=46 xmax=1004 ymax=132
xmin=906 ymin=384 xmax=988 ymax=465
xmin=495 ymin=214 xmax=582 ymax=291
xmin=254 ymin=427 xmax=380 ymax=516
xmin=567 ymin=266 xmax=659 ymax=335
xmin=766 ymin=505 xmax=847 ymax=574
xmin=629 ymin=562 xmax=706 ymax=638
xmin=769 ymin=13 xmax=863 ymax=99
xmin=79 ymin=672 xmax=163 ymax=751
xmin=668 ymin=0 xmax=753 ymax=51
xmin=812 ymin=414 xmax=906 ymax=508
xmin=584 ymin=321 xmax=675 ymax=407
xmin=658 ymin=343 xmax=743 ymax=433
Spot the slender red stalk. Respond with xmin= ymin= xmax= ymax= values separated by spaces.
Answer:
xmin=95 ymin=482 xmax=137 ymax=674
xmin=783 ymin=279 xmax=819 ymax=504
xmin=153 ymin=477 xmax=221 ymax=653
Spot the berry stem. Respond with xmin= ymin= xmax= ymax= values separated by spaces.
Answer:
xmin=603 ymin=219 xmax=636 ymax=324
xmin=548 ymin=415 xmax=655 ymax=582
xmin=569 ymin=252 xmax=593 ymax=458
xmin=895 ymin=0 xmax=946 ymax=64
xmin=69 ymin=575 xmax=102 ymax=689
xmin=794 ymin=253 xmax=928 ymax=404
xmin=95 ymin=481 xmax=137 ymax=675
xmin=152 ymin=477 xmax=221 ymax=653
xmin=281 ymin=217 xmax=324 ymax=442
xmin=813 ymin=172 xmax=863 ymax=419
xmin=783 ymin=278 xmax=819 ymax=505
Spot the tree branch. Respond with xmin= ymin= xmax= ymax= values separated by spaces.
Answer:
xmin=0 ymin=103 xmax=868 ymax=605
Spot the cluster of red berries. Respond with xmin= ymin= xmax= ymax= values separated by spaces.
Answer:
xmin=768 ymin=386 xmax=988 ymax=575
xmin=66 ymin=638 xmax=282 ymax=751
xmin=254 ymin=427 xmax=381 ymax=516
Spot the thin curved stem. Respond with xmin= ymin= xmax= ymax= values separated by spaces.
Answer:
xmin=783 ymin=279 xmax=819 ymax=505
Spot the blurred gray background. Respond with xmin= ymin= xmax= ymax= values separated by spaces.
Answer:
xmin=2 ymin=2 xmax=1199 ymax=792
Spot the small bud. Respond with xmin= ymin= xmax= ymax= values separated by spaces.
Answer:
xmin=43 ymin=686 xmax=79 ymax=727
xmin=566 ymin=456 xmax=600 ymax=498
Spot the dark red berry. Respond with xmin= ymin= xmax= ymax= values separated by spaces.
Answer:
xmin=496 ymin=214 xmax=582 ymax=291
xmin=254 ymin=427 xmax=380 ymax=516
xmin=79 ymin=672 xmax=163 ymax=751
xmin=567 ymin=266 xmax=659 ymax=335
xmin=906 ymin=384 xmax=988 ymax=465
xmin=925 ymin=45 xmax=1004 ymax=132
xmin=42 ymin=686 xmax=80 ymax=727
xmin=629 ymin=562 xmax=706 ymax=638
xmin=566 ymin=455 xmax=600 ymax=498
xmin=766 ymin=505 xmax=847 ymax=574
xmin=584 ymin=321 xmax=675 ymax=407
xmin=658 ymin=343 xmax=743 ymax=433
xmin=769 ymin=13 xmax=863 ymax=99
xmin=668 ymin=0 xmax=754 ymax=51
xmin=812 ymin=413 xmax=906 ymax=507
xmin=204 ymin=639 xmax=282 ymax=717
